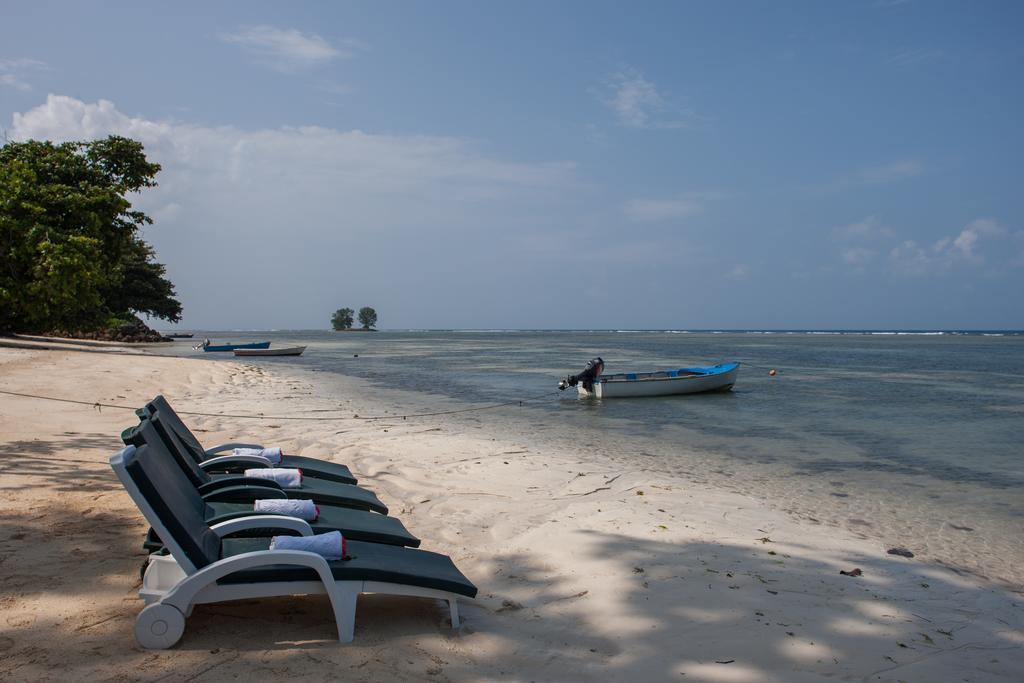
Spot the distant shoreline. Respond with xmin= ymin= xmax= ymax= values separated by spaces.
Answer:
xmin=378 ymin=328 xmax=1024 ymax=336
xmin=161 ymin=328 xmax=1023 ymax=336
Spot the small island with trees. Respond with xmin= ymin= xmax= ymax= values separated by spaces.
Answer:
xmin=332 ymin=306 xmax=377 ymax=331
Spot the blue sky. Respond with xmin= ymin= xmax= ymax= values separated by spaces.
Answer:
xmin=2 ymin=1 xmax=1021 ymax=329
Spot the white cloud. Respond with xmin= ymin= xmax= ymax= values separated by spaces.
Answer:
xmin=889 ymin=218 xmax=1012 ymax=275
xmin=950 ymin=218 xmax=1005 ymax=261
xmin=887 ymin=48 xmax=943 ymax=68
xmin=220 ymin=26 xmax=355 ymax=71
xmin=599 ymin=67 xmax=698 ymax=130
xmin=11 ymin=95 xmax=577 ymax=196
xmin=0 ymin=57 xmax=48 ymax=91
xmin=888 ymin=240 xmax=934 ymax=276
xmin=841 ymin=246 xmax=875 ymax=267
xmin=0 ymin=73 xmax=30 ymax=91
xmin=623 ymin=190 xmax=727 ymax=223
xmin=12 ymin=97 xmax=171 ymax=144
xmin=624 ymin=197 xmax=701 ymax=222
xmin=726 ymin=264 xmax=749 ymax=280
xmin=0 ymin=58 xmax=48 ymax=70
xmin=605 ymin=68 xmax=661 ymax=128
xmin=859 ymin=160 xmax=924 ymax=183
xmin=833 ymin=215 xmax=893 ymax=241
xmin=833 ymin=216 xmax=882 ymax=269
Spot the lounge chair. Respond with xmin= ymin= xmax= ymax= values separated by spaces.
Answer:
xmin=125 ymin=420 xmax=418 ymax=550
xmin=111 ymin=439 xmax=477 ymax=647
xmin=140 ymin=395 xmax=357 ymax=485
xmin=122 ymin=413 xmax=389 ymax=514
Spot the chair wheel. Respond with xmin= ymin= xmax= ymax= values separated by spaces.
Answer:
xmin=135 ymin=603 xmax=185 ymax=649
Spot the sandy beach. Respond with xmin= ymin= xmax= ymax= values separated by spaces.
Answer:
xmin=0 ymin=346 xmax=1021 ymax=682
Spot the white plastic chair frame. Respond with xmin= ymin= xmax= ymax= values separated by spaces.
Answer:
xmin=112 ymin=446 xmax=462 ymax=649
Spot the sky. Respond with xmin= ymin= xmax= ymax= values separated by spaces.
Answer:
xmin=2 ymin=1 xmax=1022 ymax=330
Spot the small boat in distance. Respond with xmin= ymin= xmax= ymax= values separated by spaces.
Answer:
xmin=167 ymin=333 xmax=194 ymax=339
xmin=196 ymin=339 xmax=271 ymax=352
xmin=233 ymin=345 xmax=306 ymax=357
xmin=559 ymin=358 xmax=740 ymax=398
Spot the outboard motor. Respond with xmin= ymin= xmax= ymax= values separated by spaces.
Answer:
xmin=559 ymin=357 xmax=604 ymax=392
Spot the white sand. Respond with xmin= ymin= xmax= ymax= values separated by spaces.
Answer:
xmin=0 ymin=347 xmax=1021 ymax=681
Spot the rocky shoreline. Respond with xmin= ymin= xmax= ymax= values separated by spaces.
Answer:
xmin=42 ymin=315 xmax=170 ymax=343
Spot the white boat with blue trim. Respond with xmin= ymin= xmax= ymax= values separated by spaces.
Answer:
xmin=559 ymin=358 xmax=740 ymax=399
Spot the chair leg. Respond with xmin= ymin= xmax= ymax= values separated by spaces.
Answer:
xmin=324 ymin=584 xmax=359 ymax=642
xmin=448 ymin=598 xmax=460 ymax=628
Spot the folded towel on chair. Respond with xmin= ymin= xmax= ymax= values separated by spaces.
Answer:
xmin=233 ymin=446 xmax=283 ymax=465
xmin=254 ymin=498 xmax=319 ymax=520
xmin=244 ymin=467 xmax=302 ymax=488
xmin=270 ymin=530 xmax=346 ymax=559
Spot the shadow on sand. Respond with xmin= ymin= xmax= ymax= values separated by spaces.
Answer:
xmin=1 ymin=494 xmax=1020 ymax=681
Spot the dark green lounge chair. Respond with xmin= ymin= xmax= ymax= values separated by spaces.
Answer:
xmin=123 ymin=420 xmax=418 ymax=550
xmin=122 ymin=413 xmax=388 ymax=514
xmin=140 ymin=395 xmax=357 ymax=485
xmin=111 ymin=437 xmax=476 ymax=647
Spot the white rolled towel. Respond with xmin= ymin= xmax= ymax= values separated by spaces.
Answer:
xmin=270 ymin=530 xmax=346 ymax=559
xmin=244 ymin=467 xmax=302 ymax=488
xmin=233 ymin=446 xmax=283 ymax=465
xmin=254 ymin=498 xmax=319 ymax=521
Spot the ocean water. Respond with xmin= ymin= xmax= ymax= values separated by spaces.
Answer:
xmin=164 ymin=330 xmax=1024 ymax=586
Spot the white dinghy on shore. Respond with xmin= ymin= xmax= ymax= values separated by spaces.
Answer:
xmin=559 ymin=358 xmax=740 ymax=398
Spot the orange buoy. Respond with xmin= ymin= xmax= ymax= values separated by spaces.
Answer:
xmin=768 ymin=369 xmax=777 ymax=376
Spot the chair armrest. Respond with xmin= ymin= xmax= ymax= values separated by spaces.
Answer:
xmin=204 ymin=442 xmax=264 ymax=455
xmin=199 ymin=454 xmax=273 ymax=471
xmin=201 ymin=485 xmax=287 ymax=503
xmin=197 ymin=477 xmax=283 ymax=495
xmin=163 ymin=550 xmax=335 ymax=611
xmin=160 ymin=550 xmax=357 ymax=643
xmin=210 ymin=515 xmax=313 ymax=538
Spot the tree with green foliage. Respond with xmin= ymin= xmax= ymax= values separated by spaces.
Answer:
xmin=358 ymin=306 xmax=377 ymax=330
xmin=0 ymin=136 xmax=181 ymax=334
xmin=331 ymin=307 xmax=354 ymax=330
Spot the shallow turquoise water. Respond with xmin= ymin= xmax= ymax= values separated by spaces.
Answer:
xmin=164 ymin=330 xmax=1024 ymax=586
